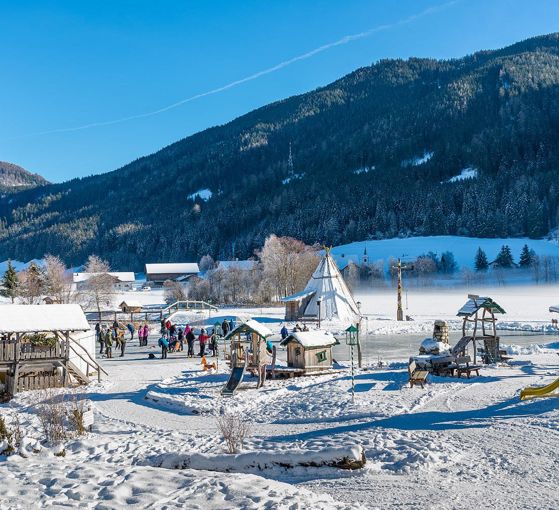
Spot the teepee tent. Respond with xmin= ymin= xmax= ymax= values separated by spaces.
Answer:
xmin=282 ymin=250 xmax=360 ymax=323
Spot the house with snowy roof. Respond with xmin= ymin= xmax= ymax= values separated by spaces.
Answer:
xmin=145 ymin=263 xmax=200 ymax=285
xmin=73 ymin=271 xmax=136 ymax=291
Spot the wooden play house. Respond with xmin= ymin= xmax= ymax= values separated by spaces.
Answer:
xmin=453 ymin=295 xmax=506 ymax=363
xmin=280 ymin=331 xmax=338 ymax=374
xmin=222 ymin=319 xmax=273 ymax=395
xmin=0 ymin=304 xmax=106 ymax=397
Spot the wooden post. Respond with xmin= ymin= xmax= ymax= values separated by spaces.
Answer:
xmin=472 ymin=311 xmax=478 ymax=364
xmin=396 ymin=259 xmax=403 ymax=321
xmin=12 ymin=333 xmax=20 ymax=395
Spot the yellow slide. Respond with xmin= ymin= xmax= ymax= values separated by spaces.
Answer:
xmin=520 ymin=376 xmax=559 ymax=400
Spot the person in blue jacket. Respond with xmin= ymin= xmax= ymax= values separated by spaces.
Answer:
xmin=158 ymin=335 xmax=169 ymax=359
xmin=280 ymin=324 xmax=289 ymax=340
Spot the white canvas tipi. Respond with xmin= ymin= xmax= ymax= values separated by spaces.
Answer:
xmin=300 ymin=250 xmax=360 ymax=323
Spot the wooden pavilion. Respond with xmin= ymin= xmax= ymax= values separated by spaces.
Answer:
xmin=0 ymin=304 xmax=105 ymax=397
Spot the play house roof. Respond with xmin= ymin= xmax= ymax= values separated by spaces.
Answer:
xmin=457 ymin=296 xmax=506 ymax=317
xmin=0 ymin=304 xmax=91 ymax=333
xmin=226 ymin=319 xmax=273 ymax=340
xmin=280 ymin=331 xmax=339 ymax=349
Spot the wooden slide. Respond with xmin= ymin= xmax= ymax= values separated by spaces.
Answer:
xmin=520 ymin=376 xmax=559 ymax=400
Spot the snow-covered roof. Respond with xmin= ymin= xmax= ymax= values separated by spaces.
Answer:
xmin=145 ymin=263 xmax=199 ymax=275
xmin=0 ymin=304 xmax=91 ymax=333
xmin=457 ymin=296 xmax=506 ymax=316
xmin=280 ymin=331 xmax=338 ymax=348
xmin=281 ymin=289 xmax=316 ymax=302
xmin=550 ymin=305 xmax=559 ymax=313
xmin=217 ymin=260 xmax=257 ymax=271
xmin=73 ymin=272 xmax=136 ymax=283
xmin=226 ymin=319 xmax=273 ymax=339
xmin=119 ymin=300 xmax=143 ymax=308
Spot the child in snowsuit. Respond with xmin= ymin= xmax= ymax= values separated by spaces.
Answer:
xmin=186 ymin=329 xmax=195 ymax=357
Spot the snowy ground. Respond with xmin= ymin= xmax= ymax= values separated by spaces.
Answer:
xmin=2 ymin=333 xmax=559 ymax=509
xmin=2 ymin=283 xmax=559 ymax=508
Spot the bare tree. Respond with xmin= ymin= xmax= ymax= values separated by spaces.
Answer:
xmin=217 ymin=413 xmax=252 ymax=454
xmin=163 ymin=280 xmax=188 ymax=304
xmin=82 ymin=255 xmax=114 ymax=316
xmin=44 ymin=254 xmax=74 ymax=303
xmin=258 ymin=235 xmax=319 ymax=299
xmin=18 ymin=262 xmax=45 ymax=304
xmin=199 ymin=254 xmax=215 ymax=271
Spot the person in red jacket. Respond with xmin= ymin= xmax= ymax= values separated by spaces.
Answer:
xmin=198 ymin=328 xmax=209 ymax=357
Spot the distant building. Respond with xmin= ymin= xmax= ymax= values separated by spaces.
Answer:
xmin=119 ymin=300 xmax=143 ymax=313
xmin=73 ymin=272 xmax=136 ymax=291
xmin=145 ymin=263 xmax=200 ymax=285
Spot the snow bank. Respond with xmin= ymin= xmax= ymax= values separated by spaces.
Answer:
xmin=401 ymin=151 xmax=433 ymax=167
xmin=501 ymin=343 xmax=546 ymax=355
xmin=148 ymin=445 xmax=365 ymax=473
xmin=447 ymin=166 xmax=478 ymax=183
xmin=187 ymin=188 xmax=212 ymax=201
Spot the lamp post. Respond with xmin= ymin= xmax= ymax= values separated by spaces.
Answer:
xmin=345 ymin=325 xmax=359 ymax=403
xmin=356 ymin=301 xmax=363 ymax=368
xmin=317 ymin=298 xmax=322 ymax=329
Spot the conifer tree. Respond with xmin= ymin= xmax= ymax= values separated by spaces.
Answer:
xmin=494 ymin=245 xmax=514 ymax=268
xmin=474 ymin=248 xmax=488 ymax=271
xmin=0 ymin=260 xmax=19 ymax=303
xmin=519 ymin=244 xmax=535 ymax=268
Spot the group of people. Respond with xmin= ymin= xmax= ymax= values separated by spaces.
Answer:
xmin=95 ymin=322 xmax=126 ymax=358
xmin=280 ymin=322 xmax=308 ymax=339
xmin=95 ymin=317 xmax=241 ymax=361
xmin=157 ymin=319 xmax=226 ymax=360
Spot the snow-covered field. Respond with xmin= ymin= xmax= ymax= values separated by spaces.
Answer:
xmin=2 ymin=338 xmax=559 ymax=509
xmin=330 ymin=235 xmax=559 ymax=272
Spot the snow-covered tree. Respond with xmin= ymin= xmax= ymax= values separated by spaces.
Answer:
xmin=0 ymin=260 xmax=19 ymax=303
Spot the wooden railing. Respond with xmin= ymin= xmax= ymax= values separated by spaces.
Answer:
xmin=0 ymin=341 xmax=16 ymax=362
xmin=20 ymin=342 xmax=63 ymax=360
xmin=163 ymin=300 xmax=218 ymax=317
xmin=0 ymin=340 xmax=63 ymax=362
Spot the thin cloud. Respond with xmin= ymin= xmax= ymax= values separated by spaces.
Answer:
xmin=15 ymin=0 xmax=459 ymax=138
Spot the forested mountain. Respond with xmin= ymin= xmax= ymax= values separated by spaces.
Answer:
xmin=0 ymin=162 xmax=48 ymax=190
xmin=2 ymin=33 xmax=559 ymax=269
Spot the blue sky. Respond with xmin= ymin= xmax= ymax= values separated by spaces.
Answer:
xmin=1 ymin=0 xmax=558 ymax=182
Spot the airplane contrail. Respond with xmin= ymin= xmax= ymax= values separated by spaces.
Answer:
xmin=14 ymin=0 xmax=459 ymax=138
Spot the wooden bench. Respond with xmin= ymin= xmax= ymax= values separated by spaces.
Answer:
xmin=408 ymin=360 xmax=429 ymax=388
xmin=451 ymin=356 xmax=481 ymax=379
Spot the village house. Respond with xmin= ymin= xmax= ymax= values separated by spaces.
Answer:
xmin=145 ymin=263 xmax=200 ymax=286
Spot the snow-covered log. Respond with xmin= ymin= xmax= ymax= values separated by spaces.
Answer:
xmin=148 ymin=445 xmax=366 ymax=472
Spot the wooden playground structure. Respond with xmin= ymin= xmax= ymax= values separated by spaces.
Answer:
xmin=453 ymin=294 xmax=507 ymax=364
xmin=222 ymin=320 xmax=273 ymax=396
